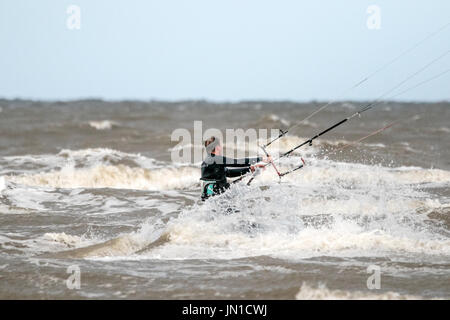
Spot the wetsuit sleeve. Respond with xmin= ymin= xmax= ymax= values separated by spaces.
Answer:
xmin=225 ymin=167 xmax=251 ymax=177
xmin=221 ymin=156 xmax=262 ymax=167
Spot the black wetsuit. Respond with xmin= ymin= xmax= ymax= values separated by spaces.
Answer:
xmin=200 ymin=154 xmax=262 ymax=200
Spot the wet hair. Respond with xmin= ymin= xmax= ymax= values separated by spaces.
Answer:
xmin=204 ymin=136 xmax=220 ymax=154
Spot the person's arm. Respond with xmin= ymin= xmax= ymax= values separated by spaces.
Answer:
xmin=225 ymin=167 xmax=251 ymax=178
xmin=220 ymin=156 xmax=262 ymax=167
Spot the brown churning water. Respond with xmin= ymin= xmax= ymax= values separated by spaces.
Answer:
xmin=0 ymin=99 xmax=449 ymax=299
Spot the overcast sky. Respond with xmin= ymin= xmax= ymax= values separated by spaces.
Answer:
xmin=0 ymin=0 xmax=449 ymax=101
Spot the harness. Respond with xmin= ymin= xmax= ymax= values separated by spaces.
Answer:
xmin=200 ymin=179 xmax=228 ymax=201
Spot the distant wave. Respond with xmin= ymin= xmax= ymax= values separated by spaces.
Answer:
xmin=0 ymin=148 xmax=161 ymax=175
xmin=88 ymin=120 xmax=120 ymax=130
xmin=255 ymin=113 xmax=291 ymax=127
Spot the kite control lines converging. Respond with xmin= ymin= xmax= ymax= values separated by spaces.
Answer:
xmin=236 ymin=47 xmax=450 ymax=184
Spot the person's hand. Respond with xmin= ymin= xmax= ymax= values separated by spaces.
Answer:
xmin=251 ymin=164 xmax=266 ymax=172
xmin=262 ymin=156 xmax=272 ymax=163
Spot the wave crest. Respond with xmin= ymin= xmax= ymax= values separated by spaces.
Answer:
xmin=8 ymin=165 xmax=200 ymax=190
xmin=295 ymin=283 xmax=429 ymax=300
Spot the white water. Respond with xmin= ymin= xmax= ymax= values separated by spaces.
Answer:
xmin=1 ymin=100 xmax=449 ymax=299
xmin=295 ymin=283 xmax=427 ymax=300
xmin=1 ymin=147 xmax=449 ymax=269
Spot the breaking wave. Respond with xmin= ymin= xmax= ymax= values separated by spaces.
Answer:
xmin=295 ymin=283 xmax=430 ymax=300
xmin=2 ymin=147 xmax=449 ymax=263
xmin=0 ymin=176 xmax=5 ymax=193
xmin=48 ymin=172 xmax=450 ymax=261
xmin=278 ymin=161 xmax=450 ymax=186
xmin=8 ymin=165 xmax=200 ymax=191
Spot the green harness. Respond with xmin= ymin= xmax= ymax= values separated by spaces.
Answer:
xmin=205 ymin=183 xmax=215 ymax=196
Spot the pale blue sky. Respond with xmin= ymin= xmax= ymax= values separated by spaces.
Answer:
xmin=0 ymin=0 xmax=449 ymax=101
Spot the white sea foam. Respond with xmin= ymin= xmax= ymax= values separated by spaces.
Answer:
xmin=43 ymin=232 xmax=83 ymax=247
xmin=57 ymin=148 xmax=160 ymax=169
xmin=139 ymin=214 xmax=450 ymax=261
xmin=94 ymin=158 xmax=449 ymax=261
xmin=279 ymin=160 xmax=450 ymax=186
xmin=0 ymin=148 xmax=162 ymax=176
xmin=300 ymin=119 xmax=319 ymax=128
xmin=4 ymin=148 xmax=450 ymax=263
xmin=8 ymin=164 xmax=200 ymax=191
xmin=0 ymin=176 xmax=5 ymax=193
xmin=71 ymin=175 xmax=447 ymax=261
xmin=1 ymin=185 xmax=58 ymax=212
xmin=295 ymin=283 xmax=428 ymax=300
xmin=88 ymin=120 xmax=119 ymax=130
xmin=267 ymin=114 xmax=290 ymax=126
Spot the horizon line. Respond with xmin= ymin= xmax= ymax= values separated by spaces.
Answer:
xmin=1 ymin=96 xmax=449 ymax=104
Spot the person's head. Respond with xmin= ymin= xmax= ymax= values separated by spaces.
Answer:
xmin=204 ymin=136 xmax=222 ymax=155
